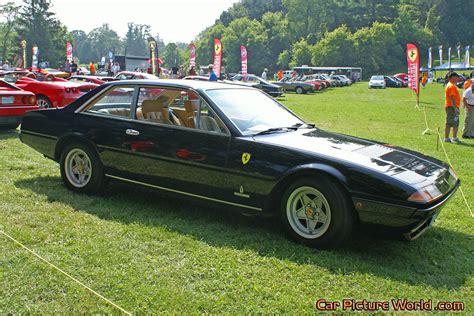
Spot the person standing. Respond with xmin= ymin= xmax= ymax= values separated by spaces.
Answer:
xmin=421 ymin=72 xmax=428 ymax=88
xmin=463 ymin=76 xmax=472 ymax=91
xmin=462 ymin=81 xmax=474 ymax=138
xmin=188 ymin=65 xmax=196 ymax=76
xmin=70 ymin=60 xmax=78 ymax=75
xmin=444 ymin=72 xmax=461 ymax=143
xmin=261 ymin=68 xmax=268 ymax=80
xmin=277 ymin=70 xmax=283 ymax=81
xmin=208 ymin=64 xmax=217 ymax=81
xmin=89 ymin=62 xmax=96 ymax=75
xmin=65 ymin=60 xmax=71 ymax=74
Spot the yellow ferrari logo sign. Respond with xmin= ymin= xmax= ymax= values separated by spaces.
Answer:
xmin=408 ymin=49 xmax=417 ymax=63
xmin=215 ymin=43 xmax=221 ymax=55
xmin=242 ymin=153 xmax=251 ymax=165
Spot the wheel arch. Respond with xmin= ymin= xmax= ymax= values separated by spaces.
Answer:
xmin=265 ymin=164 xmax=355 ymax=216
xmin=54 ymin=133 xmax=99 ymax=161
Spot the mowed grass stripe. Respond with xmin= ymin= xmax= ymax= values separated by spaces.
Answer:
xmin=0 ymin=83 xmax=472 ymax=313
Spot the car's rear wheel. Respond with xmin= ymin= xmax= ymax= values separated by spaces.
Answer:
xmin=37 ymin=96 xmax=52 ymax=109
xmin=280 ymin=176 xmax=353 ymax=249
xmin=295 ymin=86 xmax=304 ymax=94
xmin=60 ymin=143 xmax=105 ymax=193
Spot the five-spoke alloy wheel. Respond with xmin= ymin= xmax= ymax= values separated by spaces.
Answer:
xmin=280 ymin=176 xmax=353 ymax=248
xmin=60 ymin=143 xmax=105 ymax=193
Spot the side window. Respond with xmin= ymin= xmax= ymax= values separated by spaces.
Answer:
xmin=135 ymin=87 xmax=228 ymax=134
xmin=84 ymin=86 xmax=134 ymax=118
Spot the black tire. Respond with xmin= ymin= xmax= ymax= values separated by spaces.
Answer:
xmin=60 ymin=142 xmax=105 ymax=193
xmin=295 ymin=86 xmax=304 ymax=94
xmin=279 ymin=176 xmax=354 ymax=249
xmin=37 ymin=95 xmax=52 ymax=109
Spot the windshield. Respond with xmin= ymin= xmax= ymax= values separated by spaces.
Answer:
xmin=371 ymin=75 xmax=384 ymax=80
xmin=206 ymin=88 xmax=303 ymax=135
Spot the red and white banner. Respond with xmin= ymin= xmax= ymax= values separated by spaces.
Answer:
xmin=213 ymin=38 xmax=222 ymax=78
xmin=240 ymin=45 xmax=248 ymax=76
xmin=66 ymin=41 xmax=73 ymax=62
xmin=31 ymin=46 xmax=39 ymax=72
xmin=407 ymin=43 xmax=420 ymax=95
xmin=189 ymin=43 xmax=196 ymax=67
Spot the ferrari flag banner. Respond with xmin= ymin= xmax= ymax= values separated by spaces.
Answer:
xmin=428 ymin=47 xmax=432 ymax=69
xmin=240 ymin=45 xmax=248 ymax=76
xmin=407 ymin=43 xmax=420 ymax=95
xmin=213 ymin=38 xmax=222 ymax=78
xmin=66 ymin=41 xmax=73 ymax=62
xmin=466 ymin=46 xmax=471 ymax=68
xmin=31 ymin=46 xmax=39 ymax=72
xmin=438 ymin=45 xmax=443 ymax=65
xmin=189 ymin=43 xmax=196 ymax=67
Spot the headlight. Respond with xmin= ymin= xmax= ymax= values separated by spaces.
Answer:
xmin=408 ymin=184 xmax=443 ymax=203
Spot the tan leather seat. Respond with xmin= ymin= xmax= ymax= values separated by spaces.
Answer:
xmin=173 ymin=100 xmax=196 ymax=128
xmin=141 ymin=98 xmax=166 ymax=122
xmin=198 ymin=115 xmax=220 ymax=132
xmin=100 ymin=108 xmax=130 ymax=117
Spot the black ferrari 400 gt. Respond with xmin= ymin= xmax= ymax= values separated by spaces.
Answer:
xmin=20 ymin=80 xmax=459 ymax=248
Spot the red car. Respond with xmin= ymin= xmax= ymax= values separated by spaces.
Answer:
xmin=68 ymin=75 xmax=116 ymax=85
xmin=394 ymin=73 xmax=409 ymax=83
xmin=15 ymin=76 xmax=98 ymax=109
xmin=0 ymin=80 xmax=38 ymax=129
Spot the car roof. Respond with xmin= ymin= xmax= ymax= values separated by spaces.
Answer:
xmin=104 ymin=79 xmax=253 ymax=91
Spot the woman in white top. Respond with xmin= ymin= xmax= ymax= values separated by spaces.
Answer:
xmin=462 ymin=81 xmax=474 ymax=138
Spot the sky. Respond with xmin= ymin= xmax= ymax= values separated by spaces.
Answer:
xmin=9 ymin=0 xmax=240 ymax=43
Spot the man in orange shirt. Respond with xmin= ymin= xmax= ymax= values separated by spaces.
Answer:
xmin=444 ymin=72 xmax=461 ymax=143
xmin=463 ymin=76 xmax=472 ymax=91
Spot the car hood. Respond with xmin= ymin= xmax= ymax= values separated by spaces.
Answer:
xmin=253 ymin=128 xmax=451 ymax=188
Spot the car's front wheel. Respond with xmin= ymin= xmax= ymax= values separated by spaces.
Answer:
xmin=60 ymin=143 xmax=105 ymax=193
xmin=295 ymin=86 xmax=304 ymax=94
xmin=280 ymin=176 xmax=353 ymax=249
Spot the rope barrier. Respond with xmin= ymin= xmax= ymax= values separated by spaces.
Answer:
xmin=418 ymin=100 xmax=473 ymax=218
xmin=0 ymin=230 xmax=131 ymax=315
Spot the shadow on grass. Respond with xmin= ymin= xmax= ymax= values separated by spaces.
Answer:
xmin=0 ymin=129 xmax=20 ymax=141
xmin=15 ymin=176 xmax=471 ymax=290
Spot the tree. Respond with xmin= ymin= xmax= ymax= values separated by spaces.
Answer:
xmin=221 ymin=17 xmax=269 ymax=73
xmin=312 ymin=25 xmax=355 ymax=67
xmin=261 ymin=12 xmax=290 ymax=71
xmin=16 ymin=0 xmax=68 ymax=67
xmin=289 ymin=39 xmax=313 ymax=68
xmin=124 ymin=23 xmax=151 ymax=56
xmin=0 ymin=2 xmax=20 ymax=63
xmin=162 ymin=43 xmax=179 ymax=68
xmin=195 ymin=23 xmax=226 ymax=68
xmin=86 ymin=24 xmax=121 ymax=63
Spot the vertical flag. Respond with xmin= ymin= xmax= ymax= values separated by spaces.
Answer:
xmin=31 ymin=46 xmax=39 ymax=71
xmin=407 ymin=44 xmax=420 ymax=95
xmin=428 ymin=47 xmax=432 ymax=69
xmin=189 ymin=43 xmax=196 ymax=67
xmin=66 ymin=41 xmax=73 ymax=62
xmin=447 ymin=47 xmax=452 ymax=69
xmin=457 ymin=45 xmax=461 ymax=62
xmin=213 ymin=38 xmax=222 ymax=78
xmin=466 ymin=46 xmax=471 ymax=68
xmin=240 ymin=45 xmax=248 ymax=77
xmin=438 ymin=45 xmax=443 ymax=65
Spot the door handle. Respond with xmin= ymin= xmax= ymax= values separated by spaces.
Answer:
xmin=126 ymin=129 xmax=140 ymax=136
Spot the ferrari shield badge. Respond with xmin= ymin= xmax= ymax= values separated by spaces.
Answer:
xmin=241 ymin=152 xmax=251 ymax=165
xmin=408 ymin=48 xmax=418 ymax=63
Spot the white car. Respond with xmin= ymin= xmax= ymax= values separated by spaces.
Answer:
xmin=369 ymin=75 xmax=386 ymax=89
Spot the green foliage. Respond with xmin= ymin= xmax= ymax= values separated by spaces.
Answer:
xmin=162 ymin=42 xmax=179 ymax=68
xmin=1 ymin=84 xmax=473 ymax=313
xmin=0 ymin=2 xmax=20 ymax=64
xmin=312 ymin=25 xmax=355 ymax=67
xmin=221 ymin=17 xmax=268 ymax=73
xmin=124 ymin=23 xmax=151 ymax=57
xmin=15 ymin=0 xmax=69 ymax=68
xmin=288 ymin=39 xmax=312 ymax=68
xmin=195 ymin=23 xmax=226 ymax=68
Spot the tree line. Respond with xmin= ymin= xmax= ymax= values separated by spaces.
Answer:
xmin=1 ymin=0 xmax=472 ymax=76
xmin=194 ymin=0 xmax=472 ymax=76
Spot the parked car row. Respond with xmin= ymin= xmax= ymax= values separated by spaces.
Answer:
xmin=368 ymin=73 xmax=409 ymax=89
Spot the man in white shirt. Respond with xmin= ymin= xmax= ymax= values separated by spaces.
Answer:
xmin=462 ymin=80 xmax=474 ymax=138
xmin=261 ymin=68 xmax=268 ymax=80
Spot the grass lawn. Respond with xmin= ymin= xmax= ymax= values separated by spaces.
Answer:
xmin=0 ymin=83 xmax=472 ymax=313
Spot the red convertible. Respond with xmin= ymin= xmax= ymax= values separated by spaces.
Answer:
xmin=0 ymin=80 xmax=38 ymax=129
xmin=15 ymin=76 xmax=99 ymax=109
